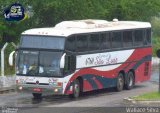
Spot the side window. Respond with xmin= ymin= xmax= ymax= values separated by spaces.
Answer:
xmin=76 ymin=35 xmax=88 ymax=52
xmin=112 ymin=32 xmax=122 ymax=48
xmin=134 ymin=30 xmax=143 ymax=46
xmin=88 ymin=34 xmax=99 ymax=51
xmin=66 ymin=36 xmax=76 ymax=52
xmin=64 ymin=55 xmax=76 ymax=74
xmin=143 ymin=29 xmax=148 ymax=45
xmin=99 ymin=33 xmax=111 ymax=50
xmin=146 ymin=28 xmax=151 ymax=45
xmin=123 ymin=31 xmax=133 ymax=48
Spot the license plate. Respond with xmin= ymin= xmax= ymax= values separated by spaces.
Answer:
xmin=33 ymin=88 xmax=42 ymax=92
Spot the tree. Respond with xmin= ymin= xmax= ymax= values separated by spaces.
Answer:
xmin=1 ymin=0 xmax=160 ymax=47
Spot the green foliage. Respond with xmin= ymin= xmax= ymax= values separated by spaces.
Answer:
xmin=1 ymin=0 xmax=160 ymax=42
xmin=152 ymin=36 xmax=160 ymax=56
xmin=151 ymin=17 xmax=160 ymax=36
xmin=120 ymin=0 xmax=160 ymax=21
xmin=151 ymin=16 xmax=160 ymax=56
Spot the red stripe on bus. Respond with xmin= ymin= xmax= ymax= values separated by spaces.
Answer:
xmin=83 ymin=80 xmax=93 ymax=92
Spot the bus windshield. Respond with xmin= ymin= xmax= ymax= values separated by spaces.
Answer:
xmin=16 ymin=50 xmax=63 ymax=77
xmin=20 ymin=35 xmax=65 ymax=50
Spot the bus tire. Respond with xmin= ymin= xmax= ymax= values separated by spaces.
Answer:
xmin=32 ymin=93 xmax=42 ymax=99
xmin=125 ymin=71 xmax=134 ymax=90
xmin=70 ymin=79 xmax=80 ymax=98
xmin=116 ymin=73 xmax=124 ymax=92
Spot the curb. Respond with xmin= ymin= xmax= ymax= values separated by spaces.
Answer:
xmin=0 ymin=86 xmax=16 ymax=94
xmin=123 ymin=97 xmax=160 ymax=106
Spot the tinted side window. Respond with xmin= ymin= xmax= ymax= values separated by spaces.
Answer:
xmin=134 ymin=30 xmax=143 ymax=46
xmin=76 ymin=35 xmax=88 ymax=52
xmin=112 ymin=32 xmax=122 ymax=48
xmin=123 ymin=31 xmax=133 ymax=47
xmin=143 ymin=29 xmax=148 ymax=46
xmin=99 ymin=33 xmax=111 ymax=50
xmin=66 ymin=36 xmax=76 ymax=52
xmin=146 ymin=28 xmax=151 ymax=45
xmin=88 ymin=34 xmax=99 ymax=51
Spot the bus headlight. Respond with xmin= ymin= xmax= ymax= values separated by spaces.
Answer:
xmin=19 ymin=86 xmax=23 ymax=90
xmin=54 ymin=88 xmax=58 ymax=92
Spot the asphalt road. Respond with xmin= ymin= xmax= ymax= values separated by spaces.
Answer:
xmin=0 ymin=67 xmax=159 ymax=113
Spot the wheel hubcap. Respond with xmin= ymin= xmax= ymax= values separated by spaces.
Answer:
xmin=118 ymin=77 xmax=123 ymax=89
xmin=74 ymin=84 xmax=79 ymax=95
xmin=129 ymin=76 xmax=133 ymax=86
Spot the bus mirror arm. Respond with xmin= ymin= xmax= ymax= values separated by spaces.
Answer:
xmin=9 ymin=51 xmax=15 ymax=66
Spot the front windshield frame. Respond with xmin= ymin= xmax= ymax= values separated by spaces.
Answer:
xmin=16 ymin=49 xmax=64 ymax=77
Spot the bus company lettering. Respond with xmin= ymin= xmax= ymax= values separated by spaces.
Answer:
xmin=26 ymin=77 xmax=35 ymax=82
xmin=85 ymin=58 xmax=94 ymax=65
xmin=95 ymin=53 xmax=118 ymax=65
xmin=85 ymin=53 xmax=118 ymax=66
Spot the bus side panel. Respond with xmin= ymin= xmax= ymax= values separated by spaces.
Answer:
xmin=64 ymin=68 xmax=118 ymax=94
xmin=64 ymin=47 xmax=152 ymax=95
xmin=133 ymin=47 xmax=152 ymax=83
xmin=82 ymin=74 xmax=117 ymax=92
xmin=83 ymin=79 xmax=93 ymax=92
xmin=134 ymin=61 xmax=151 ymax=83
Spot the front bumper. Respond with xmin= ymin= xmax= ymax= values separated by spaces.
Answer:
xmin=16 ymin=84 xmax=63 ymax=95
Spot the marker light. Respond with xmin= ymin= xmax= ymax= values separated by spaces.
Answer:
xmin=57 ymin=82 xmax=62 ymax=87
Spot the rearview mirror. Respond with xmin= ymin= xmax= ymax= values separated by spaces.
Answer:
xmin=9 ymin=51 xmax=15 ymax=66
xmin=60 ymin=53 xmax=66 ymax=68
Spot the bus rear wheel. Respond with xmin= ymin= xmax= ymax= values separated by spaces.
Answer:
xmin=125 ymin=71 xmax=134 ymax=90
xmin=32 ymin=93 xmax=42 ymax=99
xmin=70 ymin=79 xmax=80 ymax=98
xmin=116 ymin=73 xmax=124 ymax=92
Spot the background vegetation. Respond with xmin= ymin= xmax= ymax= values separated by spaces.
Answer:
xmin=132 ymin=92 xmax=160 ymax=100
xmin=0 ymin=0 xmax=160 ymax=74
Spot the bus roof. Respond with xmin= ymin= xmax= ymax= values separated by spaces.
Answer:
xmin=22 ymin=19 xmax=151 ymax=37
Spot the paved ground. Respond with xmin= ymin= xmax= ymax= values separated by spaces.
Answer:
xmin=0 ymin=81 xmax=158 ymax=107
xmin=0 ymin=81 xmax=158 ymax=113
xmin=0 ymin=67 xmax=159 ymax=113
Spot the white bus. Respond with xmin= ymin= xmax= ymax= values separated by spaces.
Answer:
xmin=13 ymin=19 xmax=152 ymax=98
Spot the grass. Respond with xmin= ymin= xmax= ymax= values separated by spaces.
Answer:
xmin=132 ymin=92 xmax=160 ymax=101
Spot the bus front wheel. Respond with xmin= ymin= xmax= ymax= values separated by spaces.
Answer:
xmin=70 ymin=79 xmax=80 ymax=98
xmin=32 ymin=93 xmax=42 ymax=99
xmin=116 ymin=73 xmax=124 ymax=92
